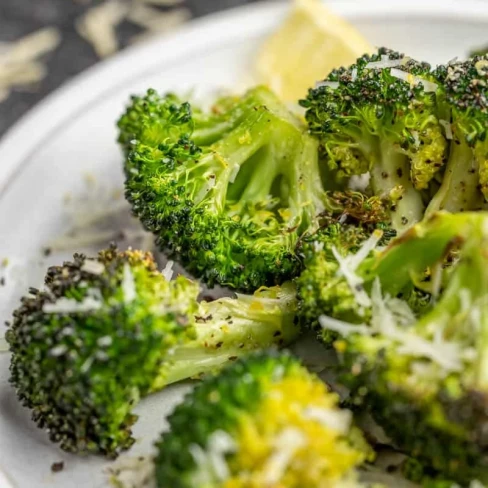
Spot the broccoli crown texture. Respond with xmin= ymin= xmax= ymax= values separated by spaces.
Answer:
xmin=319 ymin=212 xmax=488 ymax=483
xmin=301 ymin=47 xmax=448 ymax=231
xmin=427 ymin=56 xmax=488 ymax=213
xmin=155 ymin=351 xmax=372 ymax=488
xmin=6 ymin=248 xmax=301 ymax=457
xmin=6 ymin=247 xmax=198 ymax=457
xmin=296 ymin=193 xmax=395 ymax=339
xmin=119 ymin=86 xmax=328 ymax=291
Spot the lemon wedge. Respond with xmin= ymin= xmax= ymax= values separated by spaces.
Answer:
xmin=256 ymin=0 xmax=374 ymax=101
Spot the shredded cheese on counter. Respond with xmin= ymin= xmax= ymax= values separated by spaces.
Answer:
xmin=0 ymin=28 xmax=60 ymax=102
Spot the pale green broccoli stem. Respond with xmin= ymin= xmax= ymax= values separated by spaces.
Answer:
xmin=291 ymin=136 xmax=327 ymax=232
xmin=374 ymin=212 xmax=486 ymax=295
xmin=208 ymin=110 xmax=324 ymax=232
xmin=475 ymin=139 xmax=488 ymax=202
xmin=370 ymin=139 xmax=424 ymax=231
xmin=186 ymin=109 xmax=277 ymax=212
xmin=240 ymin=130 xmax=325 ymax=232
xmin=192 ymin=88 xmax=279 ymax=146
xmin=150 ymin=290 xmax=300 ymax=391
xmin=426 ymin=137 xmax=485 ymax=215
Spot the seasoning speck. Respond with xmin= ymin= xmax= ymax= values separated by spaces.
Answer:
xmin=51 ymin=461 xmax=64 ymax=473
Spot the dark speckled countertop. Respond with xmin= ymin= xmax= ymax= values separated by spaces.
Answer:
xmin=0 ymin=0 xmax=262 ymax=137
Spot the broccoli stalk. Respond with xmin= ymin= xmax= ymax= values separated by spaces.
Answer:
xmin=301 ymin=48 xmax=448 ymax=231
xmin=153 ymin=282 xmax=299 ymax=388
xmin=426 ymin=56 xmax=488 ymax=214
xmin=119 ymin=86 xmax=328 ymax=291
xmin=370 ymin=138 xmax=425 ymax=229
xmin=6 ymin=248 xmax=300 ymax=457
xmin=315 ymin=213 xmax=488 ymax=482
xmin=155 ymin=351 xmax=373 ymax=488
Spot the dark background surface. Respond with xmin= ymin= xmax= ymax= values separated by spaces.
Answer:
xmin=0 ymin=0 xmax=261 ymax=137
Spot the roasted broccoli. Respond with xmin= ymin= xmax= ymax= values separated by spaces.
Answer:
xmin=427 ymin=56 xmax=488 ymax=214
xmin=296 ymin=192 xmax=396 ymax=336
xmin=6 ymin=247 xmax=300 ymax=457
xmin=118 ymin=86 xmax=330 ymax=291
xmin=301 ymin=47 xmax=448 ymax=231
xmin=155 ymin=350 xmax=373 ymax=488
xmin=316 ymin=212 xmax=488 ymax=482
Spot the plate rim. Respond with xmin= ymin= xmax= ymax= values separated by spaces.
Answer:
xmin=2 ymin=0 xmax=488 ymax=196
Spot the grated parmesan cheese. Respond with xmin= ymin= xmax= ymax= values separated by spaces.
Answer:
xmin=189 ymin=431 xmax=236 ymax=484
xmin=320 ymin=275 xmax=463 ymax=373
xmin=43 ymin=296 xmax=102 ymax=314
xmin=162 ymin=260 xmax=174 ymax=281
xmin=262 ymin=428 xmax=306 ymax=485
xmin=332 ymin=229 xmax=383 ymax=309
xmin=106 ymin=454 xmax=156 ymax=488
xmin=206 ymin=431 xmax=237 ymax=481
xmin=0 ymin=27 xmax=60 ymax=102
xmin=319 ymin=315 xmax=371 ymax=337
xmin=411 ymin=130 xmax=420 ymax=149
xmin=439 ymin=119 xmax=453 ymax=140
xmin=370 ymin=279 xmax=462 ymax=372
xmin=76 ymin=0 xmax=129 ymax=58
xmin=229 ymin=164 xmax=241 ymax=183
xmin=128 ymin=4 xmax=190 ymax=42
xmin=81 ymin=260 xmax=105 ymax=275
xmin=303 ymin=406 xmax=352 ymax=434
xmin=315 ymin=80 xmax=339 ymax=90
xmin=365 ymin=55 xmax=405 ymax=69
xmin=122 ymin=263 xmax=137 ymax=302
xmin=389 ymin=68 xmax=438 ymax=93
xmin=348 ymin=173 xmax=370 ymax=192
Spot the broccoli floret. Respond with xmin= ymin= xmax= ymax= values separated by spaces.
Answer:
xmin=318 ymin=212 xmax=488 ymax=482
xmin=6 ymin=247 xmax=300 ymax=457
xmin=119 ymin=86 xmax=329 ymax=291
xmin=301 ymin=48 xmax=448 ymax=231
xmin=296 ymin=193 xmax=396 ymax=340
xmin=427 ymin=56 xmax=488 ymax=214
xmin=155 ymin=350 xmax=373 ymax=488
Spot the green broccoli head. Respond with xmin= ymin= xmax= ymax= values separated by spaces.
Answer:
xmin=6 ymin=247 xmax=198 ymax=457
xmin=319 ymin=212 xmax=488 ymax=482
xmin=301 ymin=47 xmax=448 ymax=231
xmin=119 ymin=86 xmax=328 ymax=291
xmin=155 ymin=351 xmax=373 ymax=488
xmin=427 ymin=56 xmax=488 ymax=214
xmin=296 ymin=193 xmax=396 ymax=341
xmin=6 ymin=248 xmax=301 ymax=457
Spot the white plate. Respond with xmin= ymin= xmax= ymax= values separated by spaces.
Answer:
xmin=2 ymin=1 xmax=488 ymax=486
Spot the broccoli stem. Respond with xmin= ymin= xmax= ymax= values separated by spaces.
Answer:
xmin=192 ymin=86 xmax=290 ymax=146
xmin=149 ymin=287 xmax=300 ymax=392
xmin=289 ymin=136 xmax=327 ymax=232
xmin=373 ymin=212 xmax=484 ymax=296
xmin=426 ymin=137 xmax=485 ymax=215
xmin=237 ymin=146 xmax=283 ymax=203
xmin=205 ymin=108 xmax=323 ymax=231
xmin=370 ymin=139 xmax=424 ymax=231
